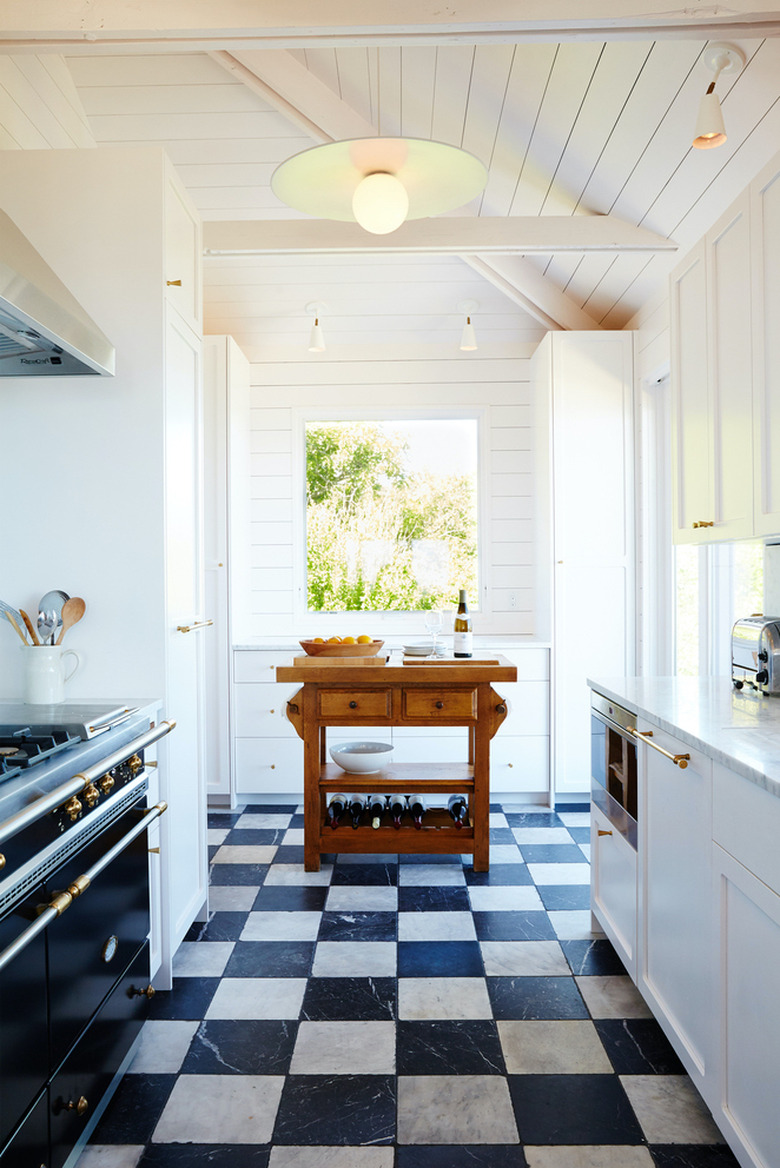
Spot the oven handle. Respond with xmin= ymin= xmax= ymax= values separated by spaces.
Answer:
xmin=630 ymin=727 xmax=690 ymax=769
xmin=0 ymin=719 xmax=176 ymax=847
xmin=0 ymin=801 xmax=167 ymax=974
xmin=591 ymin=708 xmax=636 ymax=744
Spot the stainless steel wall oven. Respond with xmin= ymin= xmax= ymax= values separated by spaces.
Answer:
xmin=591 ymin=691 xmax=638 ymax=850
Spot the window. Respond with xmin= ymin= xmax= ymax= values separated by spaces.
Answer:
xmin=304 ymin=417 xmax=479 ymax=612
xmin=675 ymin=540 xmax=764 ymax=677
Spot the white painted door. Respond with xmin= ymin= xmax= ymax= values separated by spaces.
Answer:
xmin=752 ymin=155 xmax=780 ymax=537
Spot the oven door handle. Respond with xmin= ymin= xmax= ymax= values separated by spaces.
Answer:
xmin=0 ymin=802 xmax=167 ymax=975
xmin=630 ymin=728 xmax=690 ymax=769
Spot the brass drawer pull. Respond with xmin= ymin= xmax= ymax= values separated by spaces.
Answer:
xmin=632 ymin=728 xmax=690 ymax=769
xmin=598 ymin=828 xmax=613 ymax=836
xmin=177 ymin=619 xmax=214 ymax=634
xmin=692 ymin=520 xmax=714 ymax=529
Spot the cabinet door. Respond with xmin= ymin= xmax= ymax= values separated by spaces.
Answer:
xmin=671 ymin=240 xmax=713 ymax=542
xmin=165 ymin=168 xmax=201 ymax=333
xmin=708 ymin=194 xmax=754 ymax=540
xmin=752 ymin=155 xmax=780 ymax=536
xmin=591 ymin=801 xmax=637 ymax=978
xmin=639 ymin=729 xmax=714 ymax=1096
xmin=714 ymin=844 xmax=780 ymax=1168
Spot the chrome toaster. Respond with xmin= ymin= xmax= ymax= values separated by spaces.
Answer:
xmin=732 ymin=616 xmax=780 ymax=694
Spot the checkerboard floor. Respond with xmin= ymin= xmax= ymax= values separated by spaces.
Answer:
xmin=79 ymin=803 xmax=739 ymax=1168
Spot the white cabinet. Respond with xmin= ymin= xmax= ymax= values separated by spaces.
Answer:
xmin=671 ymin=196 xmax=753 ymax=543
xmin=233 ymin=650 xmax=303 ymax=796
xmin=638 ymin=727 xmax=715 ymax=1099
xmin=590 ymin=801 xmax=637 ymax=978
xmin=751 ymin=154 xmax=780 ymax=537
xmin=533 ymin=332 xmax=635 ymax=797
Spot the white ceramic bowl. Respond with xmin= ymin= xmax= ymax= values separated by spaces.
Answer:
xmin=329 ymin=741 xmax=393 ymax=774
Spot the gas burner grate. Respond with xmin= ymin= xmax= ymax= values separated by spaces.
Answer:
xmin=0 ymin=728 xmax=81 ymax=783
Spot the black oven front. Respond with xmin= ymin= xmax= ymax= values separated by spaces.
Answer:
xmin=591 ymin=691 xmax=638 ymax=850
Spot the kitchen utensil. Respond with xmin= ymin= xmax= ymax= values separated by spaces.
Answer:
xmin=38 ymin=590 xmax=69 ymax=646
xmin=19 ymin=609 xmax=41 ymax=646
xmin=299 ymin=639 xmax=384 ymax=657
xmin=0 ymin=600 xmax=29 ymax=645
xmin=1 ymin=609 xmax=27 ymax=645
xmin=55 ymin=597 xmax=86 ymax=646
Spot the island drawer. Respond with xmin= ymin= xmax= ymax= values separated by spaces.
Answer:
xmin=402 ymin=688 xmax=477 ymax=720
xmin=317 ymin=689 xmax=392 ymax=719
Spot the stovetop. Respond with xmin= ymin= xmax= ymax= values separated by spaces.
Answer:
xmin=0 ymin=728 xmax=81 ymax=784
xmin=0 ymin=701 xmax=137 ymax=741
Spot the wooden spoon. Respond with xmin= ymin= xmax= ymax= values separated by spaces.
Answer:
xmin=19 ymin=608 xmax=41 ymax=646
xmin=55 ymin=597 xmax=86 ymax=645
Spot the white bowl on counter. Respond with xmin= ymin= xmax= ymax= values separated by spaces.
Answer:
xmin=329 ymin=741 xmax=393 ymax=774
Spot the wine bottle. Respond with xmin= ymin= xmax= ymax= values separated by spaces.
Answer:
xmin=453 ymin=589 xmax=473 ymax=658
xmin=348 ymin=795 xmax=367 ymax=829
xmin=389 ymin=793 xmax=406 ymax=830
xmin=448 ymin=793 xmax=468 ymax=828
xmin=326 ymin=793 xmax=348 ymax=829
xmin=369 ymin=794 xmax=387 ymax=829
xmin=408 ymin=793 xmax=427 ymax=829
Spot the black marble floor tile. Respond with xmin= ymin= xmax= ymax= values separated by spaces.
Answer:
xmin=397 ymin=940 xmax=484 ymax=977
xmin=271 ymin=844 xmax=306 ymax=864
xmin=139 ymin=1147 xmax=271 ymax=1168
xmin=487 ymin=975 xmax=590 ymax=1020
xmin=489 ymin=827 xmax=519 ymax=845
xmin=183 ymin=912 xmax=249 ymax=943
xmin=396 ymin=1020 xmax=506 ymax=1074
xmin=89 ymin=1074 xmax=176 ymax=1144
xmin=207 ymin=811 xmax=242 ymax=828
xmin=399 ymin=852 xmax=464 ymax=864
xmin=398 ymin=884 xmax=471 ymax=912
xmin=508 ymin=1072 xmax=645 ymax=1145
xmin=180 ymin=1019 xmax=298 ymax=1075
xmin=535 ymin=884 xmax=592 ymax=911
xmin=272 ymin=1074 xmax=396 ymax=1145
xmin=568 ymin=825 xmax=591 ymax=843
xmin=225 ymin=827 xmax=288 ymax=845
xmin=318 ymin=910 xmax=397 ymax=941
xmin=241 ymin=803 xmax=296 ymax=814
xmin=504 ymin=812 xmax=563 ymax=828
xmin=473 ymin=910 xmax=557 ymax=942
xmin=397 ymin=1147 xmax=528 ymax=1168
xmin=649 ymin=1147 xmax=741 ymax=1167
xmin=147 ymin=978 xmax=220 ymax=1020
xmin=252 ymin=884 xmax=329 ymax=911
xmin=209 ymin=863 xmax=271 ymax=886
xmin=561 ymin=937 xmax=627 ymax=975
xmin=300 ymin=976 xmax=396 ymax=1021
xmin=464 ymin=864 xmax=533 ymax=886
xmin=331 ymin=861 xmax=398 ymax=885
xmin=595 ymin=1018 xmax=686 ymax=1074
xmin=556 ymin=802 xmax=589 ymax=812
xmin=223 ymin=940 xmax=314 ymax=978
xmin=519 ymin=844 xmax=588 ymax=863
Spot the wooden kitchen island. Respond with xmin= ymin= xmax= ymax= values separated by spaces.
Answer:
xmin=277 ymin=655 xmax=517 ymax=871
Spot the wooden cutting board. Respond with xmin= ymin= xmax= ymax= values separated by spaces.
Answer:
xmin=292 ymin=655 xmax=387 ymax=667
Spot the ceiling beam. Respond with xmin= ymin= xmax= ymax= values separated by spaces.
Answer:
xmin=203 ymin=216 xmax=676 ymax=255
xmin=464 ymin=255 xmax=601 ymax=331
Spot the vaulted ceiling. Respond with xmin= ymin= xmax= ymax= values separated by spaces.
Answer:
xmin=4 ymin=3 xmax=780 ymax=354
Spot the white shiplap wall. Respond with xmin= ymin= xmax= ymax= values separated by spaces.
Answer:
xmin=242 ymin=350 xmax=540 ymax=640
xmin=0 ymin=55 xmax=95 ymax=148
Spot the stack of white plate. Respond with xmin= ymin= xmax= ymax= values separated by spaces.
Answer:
xmin=403 ymin=643 xmax=433 ymax=656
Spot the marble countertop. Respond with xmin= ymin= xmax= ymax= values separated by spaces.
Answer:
xmin=587 ymin=675 xmax=780 ymax=799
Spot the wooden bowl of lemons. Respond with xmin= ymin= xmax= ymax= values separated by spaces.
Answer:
xmin=299 ymin=637 xmax=384 ymax=657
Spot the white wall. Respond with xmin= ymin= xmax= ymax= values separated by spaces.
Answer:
xmin=0 ymin=55 xmax=95 ymax=148
xmin=239 ymin=348 xmax=543 ymax=641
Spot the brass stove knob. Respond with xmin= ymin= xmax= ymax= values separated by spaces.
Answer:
xmin=127 ymin=753 xmax=143 ymax=776
xmin=99 ymin=774 xmax=115 ymax=795
xmin=84 ymin=784 xmax=100 ymax=809
xmin=64 ymin=796 xmax=82 ymax=822
xmin=129 ymin=983 xmax=156 ymax=999
xmin=66 ymin=1096 xmax=89 ymax=1116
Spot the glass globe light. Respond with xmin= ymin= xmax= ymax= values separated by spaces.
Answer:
xmin=351 ymin=172 xmax=410 ymax=235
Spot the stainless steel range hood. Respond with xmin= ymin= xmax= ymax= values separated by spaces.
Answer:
xmin=0 ymin=208 xmax=115 ymax=377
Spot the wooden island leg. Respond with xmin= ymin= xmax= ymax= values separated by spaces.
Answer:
xmin=472 ymin=683 xmax=491 ymax=871
xmin=303 ymin=687 xmax=321 ymax=871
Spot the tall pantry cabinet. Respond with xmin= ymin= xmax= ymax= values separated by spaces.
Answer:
xmin=0 ymin=147 xmax=208 ymax=989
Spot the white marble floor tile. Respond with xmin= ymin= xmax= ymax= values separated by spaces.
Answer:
xmin=282 ymin=827 xmax=304 ymax=844
xmin=468 ymin=885 xmax=544 ymax=912
xmin=480 ymin=940 xmax=570 ymax=977
xmin=74 ymin=1148 xmax=145 ymax=1168
xmin=290 ymin=1021 xmax=395 ymax=1074
xmin=152 ymin=1074 xmax=284 ymax=1144
xmin=312 ymin=941 xmax=396 ymax=977
xmin=398 ymin=911 xmax=476 ymax=941
xmin=397 ymin=1075 xmax=519 ymax=1144
xmin=171 ymin=941 xmax=234 ymax=978
xmin=489 ymin=812 xmax=509 ymax=827
xmin=498 ymin=1020 xmax=613 ymax=1074
xmin=211 ymin=844 xmax=278 ymax=865
xmin=269 ymin=1150 xmax=394 ymax=1168
xmin=127 ymin=1020 xmax=198 ymax=1074
xmin=556 ymin=812 xmax=591 ymax=827
xmin=235 ymin=813 xmax=294 ymax=829
xmin=488 ymin=844 xmax=525 ymax=864
xmin=620 ymin=1075 xmax=725 ymax=1143
xmin=325 ymin=885 xmax=398 ymax=912
xmin=575 ymin=975 xmax=653 ymax=1019
xmin=263 ymin=864 xmax=334 ymax=886
xmin=205 ymin=977 xmax=307 ymax=1020
xmin=207 ymin=828 xmax=229 ymax=845
xmin=579 ymin=844 xmax=591 ymax=861
xmin=240 ymin=910 xmax=322 ymax=942
xmin=511 ymin=827 xmax=574 ymax=845
xmin=548 ymin=910 xmax=600 ymax=939
xmin=398 ymin=977 xmax=492 ymax=1020
xmin=398 ymin=866 xmax=466 ymax=886
xmin=527 ymin=863 xmax=591 ymax=885
xmin=524 ymin=1147 xmax=654 ymax=1168
xmin=206 ymin=885 xmax=260 ymax=912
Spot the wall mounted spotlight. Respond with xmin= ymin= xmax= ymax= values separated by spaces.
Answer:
xmin=306 ymin=301 xmax=326 ymax=353
xmin=692 ymin=42 xmax=745 ymax=150
xmin=458 ymin=300 xmax=479 ymax=352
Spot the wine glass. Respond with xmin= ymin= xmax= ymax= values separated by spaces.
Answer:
xmin=424 ymin=610 xmax=443 ymax=658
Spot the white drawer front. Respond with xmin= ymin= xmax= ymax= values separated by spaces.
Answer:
xmin=235 ymin=737 xmax=303 ymax=794
xmin=490 ymin=735 xmax=550 ymax=792
xmin=234 ymin=649 xmax=295 ymax=683
xmin=233 ymin=681 xmax=301 ymax=738
xmin=498 ymin=681 xmax=550 ymax=735
xmin=713 ymin=760 xmax=780 ymax=895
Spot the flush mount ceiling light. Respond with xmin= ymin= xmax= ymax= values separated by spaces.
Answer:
xmin=458 ymin=300 xmax=479 ymax=352
xmin=306 ymin=301 xmax=326 ymax=353
xmin=271 ymin=138 xmax=488 ymax=235
xmin=692 ymin=42 xmax=746 ymax=150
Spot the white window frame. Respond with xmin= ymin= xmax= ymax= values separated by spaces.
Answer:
xmin=291 ymin=404 xmax=489 ymax=635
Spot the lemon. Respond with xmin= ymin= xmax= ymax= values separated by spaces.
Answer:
xmin=312 ymin=637 xmax=324 ymax=644
xmin=327 ymin=636 xmax=342 ymax=643
xmin=342 ymin=636 xmax=356 ymax=644
xmin=357 ymin=634 xmax=372 ymax=644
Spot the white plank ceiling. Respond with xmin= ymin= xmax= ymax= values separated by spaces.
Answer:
xmin=37 ymin=19 xmax=780 ymax=351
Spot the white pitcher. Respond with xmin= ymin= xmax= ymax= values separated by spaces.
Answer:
xmin=22 ymin=645 xmax=80 ymax=705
